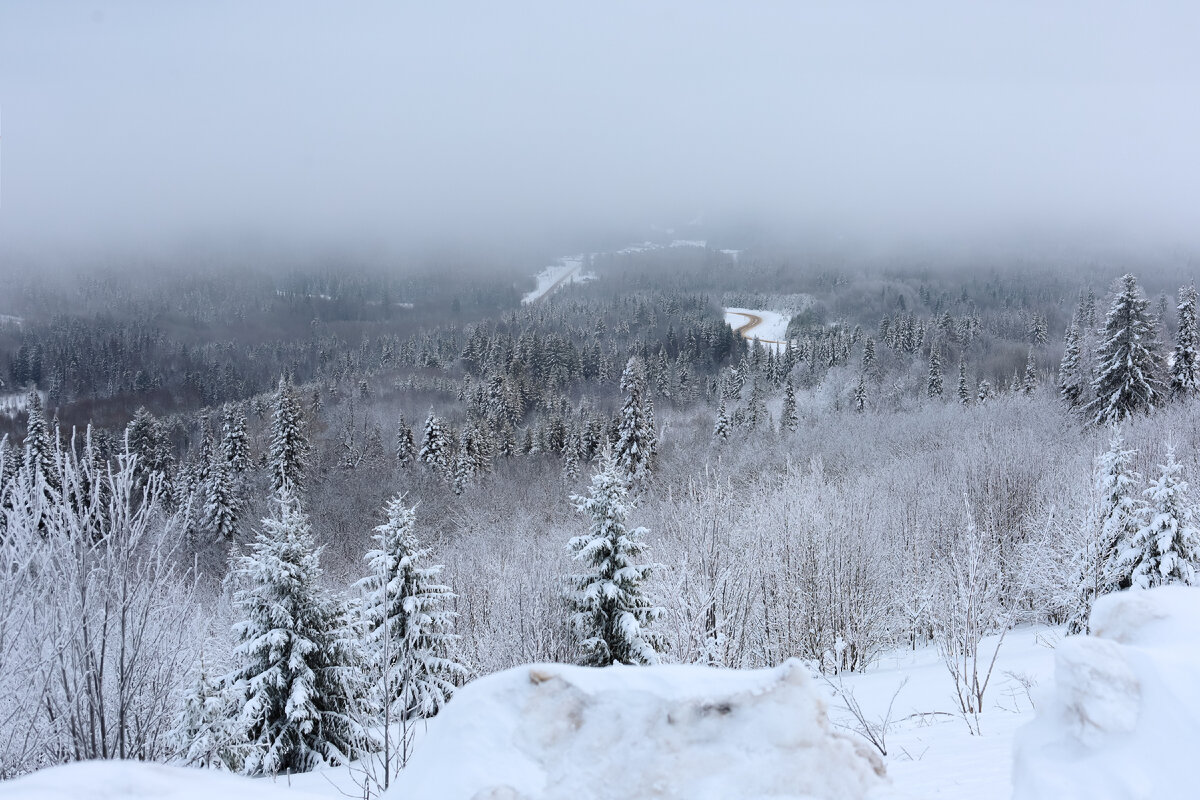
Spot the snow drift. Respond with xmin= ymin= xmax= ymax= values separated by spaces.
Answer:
xmin=386 ymin=659 xmax=884 ymax=800
xmin=0 ymin=760 xmax=327 ymax=800
xmin=1012 ymin=586 xmax=1200 ymax=800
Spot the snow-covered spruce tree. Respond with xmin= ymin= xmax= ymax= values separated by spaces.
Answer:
xmin=222 ymin=404 xmax=251 ymax=477
xmin=1068 ymin=428 xmax=1143 ymax=633
xmin=614 ymin=357 xmax=653 ymax=488
xmin=451 ymin=431 xmax=473 ymax=496
xmin=395 ymin=413 xmax=416 ymax=468
xmin=1114 ymin=446 xmax=1199 ymax=589
xmin=1169 ymin=284 xmax=1200 ymax=399
xmin=713 ymin=399 xmax=730 ymax=441
xmin=861 ymin=336 xmax=876 ymax=371
xmin=957 ymin=359 xmax=970 ymax=405
xmin=269 ymin=376 xmax=309 ymax=495
xmin=567 ymin=452 xmax=663 ymax=666
xmin=1021 ymin=349 xmax=1037 ymax=395
xmin=927 ymin=345 xmax=943 ymax=399
xmin=227 ymin=490 xmax=370 ymax=776
xmin=1059 ymin=315 xmax=1085 ymax=408
xmin=781 ymin=382 xmax=799 ymax=433
xmin=1085 ymin=274 xmax=1165 ymax=425
xmin=419 ymin=409 xmax=452 ymax=478
xmin=357 ymin=495 xmax=464 ymax=784
xmin=203 ymin=448 xmax=241 ymax=541
xmin=22 ymin=390 xmax=56 ymax=491
xmin=745 ymin=381 xmax=767 ymax=429
xmin=853 ymin=373 xmax=867 ymax=413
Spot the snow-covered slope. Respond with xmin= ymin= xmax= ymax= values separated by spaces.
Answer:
xmin=828 ymin=626 xmax=1059 ymax=800
xmin=385 ymin=659 xmax=884 ymax=800
xmin=0 ymin=760 xmax=327 ymax=800
xmin=521 ymin=256 xmax=587 ymax=305
xmin=1012 ymin=587 xmax=1200 ymax=800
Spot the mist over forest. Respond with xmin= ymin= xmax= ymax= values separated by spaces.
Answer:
xmin=1 ymin=3 xmax=1199 ymax=800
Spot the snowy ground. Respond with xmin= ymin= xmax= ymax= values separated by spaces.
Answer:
xmin=10 ymin=600 xmax=1200 ymax=800
xmin=0 ymin=390 xmax=38 ymax=420
xmin=521 ymin=256 xmax=589 ymax=304
xmin=836 ymin=626 xmax=1060 ymax=800
xmin=381 ymin=659 xmax=883 ymax=800
xmin=724 ymin=307 xmax=793 ymax=350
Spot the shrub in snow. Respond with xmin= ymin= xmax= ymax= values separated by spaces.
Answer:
xmin=1013 ymin=586 xmax=1200 ymax=800
xmin=385 ymin=660 xmax=885 ymax=800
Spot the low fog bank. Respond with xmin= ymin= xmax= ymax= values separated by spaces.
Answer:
xmin=1 ymin=1 xmax=1198 ymax=257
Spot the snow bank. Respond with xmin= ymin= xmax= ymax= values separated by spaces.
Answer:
xmin=1012 ymin=587 xmax=1200 ymax=800
xmin=0 ymin=760 xmax=326 ymax=800
xmin=387 ymin=659 xmax=884 ymax=800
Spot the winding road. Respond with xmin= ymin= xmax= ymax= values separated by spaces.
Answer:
xmin=726 ymin=311 xmax=787 ymax=347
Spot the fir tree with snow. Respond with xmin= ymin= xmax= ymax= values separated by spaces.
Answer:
xmin=745 ymin=381 xmax=767 ymax=429
xmin=713 ymin=399 xmax=730 ymax=441
xmin=781 ymin=382 xmax=799 ymax=432
xmin=1114 ymin=446 xmax=1199 ymax=589
xmin=227 ymin=490 xmax=370 ymax=776
xmin=221 ymin=404 xmax=251 ymax=476
xmin=22 ymin=390 xmax=56 ymax=491
xmin=1084 ymin=274 xmax=1164 ymax=425
xmin=203 ymin=449 xmax=241 ymax=541
xmin=174 ymin=654 xmax=236 ymax=770
xmin=568 ymin=452 xmax=663 ymax=666
xmin=862 ymin=336 xmax=876 ymax=372
xmin=1021 ymin=348 xmax=1037 ymax=395
xmin=269 ymin=376 xmax=309 ymax=495
xmin=614 ymin=357 xmax=653 ymax=488
xmin=1069 ymin=428 xmax=1143 ymax=633
xmin=451 ymin=432 xmax=473 ymax=496
xmin=1059 ymin=315 xmax=1085 ymax=408
xmin=357 ymin=496 xmax=464 ymax=740
xmin=1169 ymin=284 xmax=1200 ymax=399
xmin=957 ymin=359 xmax=970 ymax=405
xmin=395 ymin=413 xmax=416 ymax=467
xmin=927 ymin=345 xmax=943 ymax=398
xmin=853 ymin=374 xmax=867 ymax=413
xmin=419 ymin=409 xmax=452 ymax=478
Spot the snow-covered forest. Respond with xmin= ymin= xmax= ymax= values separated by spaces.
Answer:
xmin=1 ymin=244 xmax=1198 ymax=795
xmin=4 ymin=2 xmax=1200 ymax=796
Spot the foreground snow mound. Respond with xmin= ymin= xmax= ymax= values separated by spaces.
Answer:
xmin=0 ymin=760 xmax=326 ymax=800
xmin=388 ymin=659 xmax=884 ymax=800
xmin=1013 ymin=587 xmax=1200 ymax=800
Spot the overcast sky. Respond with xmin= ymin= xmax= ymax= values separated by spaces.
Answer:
xmin=1 ymin=1 xmax=1198 ymax=256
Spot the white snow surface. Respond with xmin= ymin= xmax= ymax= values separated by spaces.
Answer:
xmin=0 ymin=390 xmax=39 ymax=420
xmin=724 ymin=307 xmax=792 ymax=349
xmin=0 ymin=760 xmax=328 ymax=800
xmin=385 ymin=659 xmax=884 ymax=800
xmin=1012 ymin=586 xmax=1200 ymax=800
xmin=521 ymin=256 xmax=586 ymax=305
